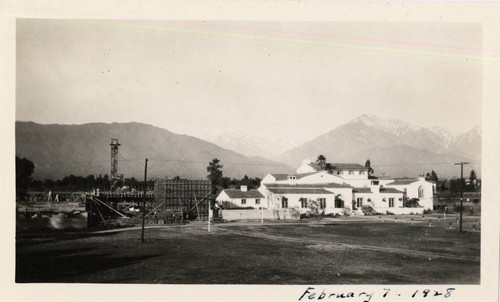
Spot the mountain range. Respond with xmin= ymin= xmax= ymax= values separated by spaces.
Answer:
xmin=16 ymin=115 xmax=481 ymax=180
xmin=196 ymin=130 xmax=296 ymax=159
xmin=15 ymin=122 xmax=293 ymax=180
xmin=280 ymin=114 xmax=481 ymax=178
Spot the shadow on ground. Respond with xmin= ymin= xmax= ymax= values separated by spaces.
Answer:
xmin=16 ymin=245 xmax=161 ymax=283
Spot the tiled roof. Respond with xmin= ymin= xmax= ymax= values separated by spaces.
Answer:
xmin=331 ymin=163 xmax=367 ymax=170
xmin=380 ymin=187 xmax=404 ymax=194
xmin=267 ymin=188 xmax=334 ymax=195
xmin=223 ymin=189 xmax=264 ymax=199
xmin=353 ymin=188 xmax=371 ymax=193
xmin=269 ymin=174 xmax=289 ymax=181
xmin=293 ymin=172 xmax=321 ymax=179
xmin=271 ymin=171 xmax=326 ymax=181
xmin=265 ymin=183 xmax=352 ymax=189
xmin=385 ymin=178 xmax=419 ymax=185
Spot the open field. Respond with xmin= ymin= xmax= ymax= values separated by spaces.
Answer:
xmin=16 ymin=216 xmax=480 ymax=284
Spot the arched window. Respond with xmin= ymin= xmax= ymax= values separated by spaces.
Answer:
xmin=418 ymin=186 xmax=425 ymax=198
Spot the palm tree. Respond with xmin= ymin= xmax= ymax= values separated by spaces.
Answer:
xmin=316 ymin=155 xmax=327 ymax=170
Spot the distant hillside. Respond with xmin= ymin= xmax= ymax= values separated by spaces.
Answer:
xmin=196 ymin=130 xmax=295 ymax=160
xmin=448 ymin=126 xmax=482 ymax=161
xmin=281 ymin=115 xmax=481 ymax=178
xmin=15 ymin=121 xmax=293 ymax=180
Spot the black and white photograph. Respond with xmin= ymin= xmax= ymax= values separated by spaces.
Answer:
xmin=3 ymin=1 xmax=500 ymax=302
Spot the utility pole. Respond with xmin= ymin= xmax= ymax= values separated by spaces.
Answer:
xmin=208 ymin=199 xmax=211 ymax=232
xmin=141 ymin=158 xmax=149 ymax=242
xmin=454 ymin=161 xmax=469 ymax=233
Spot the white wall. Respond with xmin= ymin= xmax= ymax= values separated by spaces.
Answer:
xmin=386 ymin=180 xmax=434 ymax=210
xmin=335 ymin=170 xmax=368 ymax=180
xmin=353 ymin=192 xmax=404 ymax=209
xmin=296 ymin=172 xmax=345 ymax=184
xmin=215 ymin=191 xmax=230 ymax=202
xmin=375 ymin=207 xmax=424 ymax=215
xmin=296 ymin=162 xmax=317 ymax=174
xmin=341 ymin=179 xmax=372 ymax=188
xmin=261 ymin=174 xmax=277 ymax=184
xmin=216 ymin=192 xmax=265 ymax=209
xmin=221 ymin=209 xmax=275 ymax=221
xmin=266 ymin=191 xmax=352 ymax=214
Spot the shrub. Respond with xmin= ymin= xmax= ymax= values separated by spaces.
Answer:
xmin=361 ymin=205 xmax=378 ymax=215
xmin=404 ymin=198 xmax=420 ymax=208
xmin=290 ymin=208 xmax=301 ymax=219
xmin=385 ymin=210 xmax=394 ymax=215
xmin=423 ymin=209 xmax=433 ymax=214
xmin=272 ymin=209 xmax=281 ymax=220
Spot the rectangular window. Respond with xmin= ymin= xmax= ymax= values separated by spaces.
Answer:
xmin=241 ymin=199 xmax=246 ymax=205
xmin=282 ymin=197 xmax=288 ymax=208
xmin=349 ymin=171 xmax=354 ymax=175
xmin=300 ymin=198 xmax=307 ymax=208
xmin=360 ymin=171 xmax=365 ymax=175
xmin=318 ymin=198 xmax=326 ymax=209
xmin=389 ymin=198 xmax=394 ymax=207
xmin=255 ymin=199 xmax=260 ymax=204
xmin=356 ymin=198 xmax=363 ymax=208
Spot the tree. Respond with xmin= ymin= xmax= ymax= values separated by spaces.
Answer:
xmin=425 ymin=170 xmax=438 ymax=183
xmin=449 ymin=178 xmax=466 ymax=196
xmin=469 ymin=170 xmax=477 ymax=191
xmin=365 ymin=159 xmax=374 ymax=175
xmin=16 ymin=156 xmax=35 ymax=200
xmin=241 ymin=175 xmax=250 ymax=186
xmin=315 ymin=155 xmax=335 ymax=174
xmin=207 ymin=158 xmax=223 ymax=194
xmin=324 ymin=163 xmax=334 ymax=174
xmin=316 ymin=155 xmax=327 ymax=170
xmin=431 ymin=170 xmax=439 ymax=183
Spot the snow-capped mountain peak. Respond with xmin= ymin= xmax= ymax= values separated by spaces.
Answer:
xmin=427 ymin=126 xmax=460 ymax=145
xmin=350 ymin=114 xmax=421 ymax=136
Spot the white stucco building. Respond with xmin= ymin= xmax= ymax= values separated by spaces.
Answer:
xmin=216 ymin=185 xmax=265 ymax=209
xmin=216 ymin=159 xmax=435 ymax=217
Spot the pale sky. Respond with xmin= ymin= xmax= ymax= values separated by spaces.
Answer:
xmin=16 ymin=19 xmax=482 ymax=144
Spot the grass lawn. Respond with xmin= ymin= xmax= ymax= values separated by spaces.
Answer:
xmin=16 ymin=219 xmax=480 ymax=284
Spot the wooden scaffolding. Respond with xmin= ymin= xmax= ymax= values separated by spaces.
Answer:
xmin=154 ymin=179 xmax=213 ymax=221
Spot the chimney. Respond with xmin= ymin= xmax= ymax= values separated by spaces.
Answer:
xmin=241 ymin=185 xmax=248 ymax=192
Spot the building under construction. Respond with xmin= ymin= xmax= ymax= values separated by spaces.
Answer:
xmin=85 ymin=179 xmax=214 ymax=227
xmin=85 ymin=139 xmax=215 ymax=227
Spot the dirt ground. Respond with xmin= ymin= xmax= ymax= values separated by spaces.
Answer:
xmin=16 ymin=215 xmax=480 ymax=284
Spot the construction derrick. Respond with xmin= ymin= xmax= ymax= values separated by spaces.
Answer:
xmin=110 ymin=138 xmax=121 ymax=191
